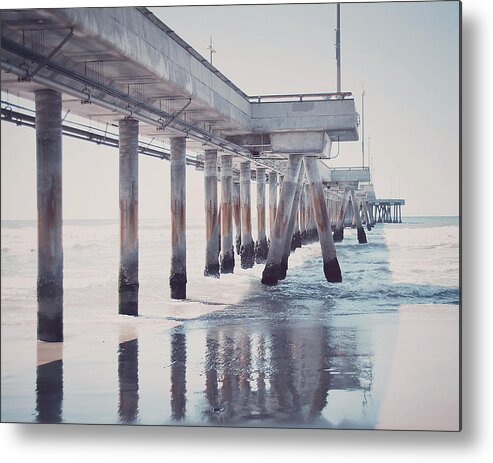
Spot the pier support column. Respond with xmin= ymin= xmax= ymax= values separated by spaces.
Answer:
xmin=399 ymin=204 xmax=402 ymax=223
xmin=220 ymin=155 xmax=235 ymax=273
xmin=233 ymin=176 xmax=241 ymax=255
xmin=269 ymin=171 xmax=278 ymax=239
xmin=119 ymin=117 xmax=139 ymax=315
xmin=261 ymin=155 xmax=303 ymax=285
xmin=240 ymin=161 xmax=255 ymax=269
xmin=169 ymin=137 xmax=187 ymax=299
xmin=350 ymin=190 xmax=367 ymax=244
xmin=204 ymin=149 xmax=220 ymax=277
xmin=36 ymin=89 xmax=63 ymax=342
xmin=305 ymin=157 xmax=342 ymax=283
xmin=363 ymin=201 xmax=372 ymax=231
xmin=299 ymin=184 xmax=306 ymax=243
xmin=255 ymin=167 xmax=268 ymax=263
xmin=279 ymin=163 xmax=305 ymax=280
xmin=333 ymin=190 xmax=349 ymax=242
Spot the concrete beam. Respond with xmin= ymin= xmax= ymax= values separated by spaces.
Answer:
xmin=35 ymin=89 xmax=63 ymax=342
xmin=119 ymin=117 xmax=139 ymax=315
xmin=169 ymin=137 xmax=187 ymax=299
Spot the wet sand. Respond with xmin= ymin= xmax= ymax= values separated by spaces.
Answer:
xmin=1 ymin=302 xmax=459 ymax=429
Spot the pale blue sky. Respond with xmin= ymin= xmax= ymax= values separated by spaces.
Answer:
xmin=1 ymin=1 xmax=460 ymax=219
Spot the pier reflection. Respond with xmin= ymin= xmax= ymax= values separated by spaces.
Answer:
xmin=118 ymin=337 xmax=139 ymax=424
xmin=198 ymin=316 xmax=373 ymax=427
xmin=170 ymin=329 xmax=187 ymax=421
xmin=35 ymin=342 xmax=63 ymax=423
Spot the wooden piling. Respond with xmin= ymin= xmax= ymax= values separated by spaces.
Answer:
xmin=35 ymin=89 xmax=63 ymax=342
xmin=261 ymin=155 xmax=303 ymax=285
xmin=304 ymin=157 xmax=342 ymax=282
xmin=220 ymin=154 xmax=235 ymax=273
xmin=204 ymin=149 xmax=220 ymax=277
xmin=240 ymin=161 xmax=255 ymax=269
xmin=169 ymin=137 xmax=187 ymax=299
xmin=255 ymin=167 xmax=268 ymax=263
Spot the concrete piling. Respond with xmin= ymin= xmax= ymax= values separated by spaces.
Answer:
xmin=118 ymin=117 xmax=139 ymax=316
xmin=261 ymin=155 xmax=303 ymax=285
xmin=299 ymin=184 xmax=306 ymax=242
xmin=350 ymin=189 xmax=367 ymax=244
xmin=333 ymin=191 xmax=347 ymax=242
xmin=240 ymin=161 xmax=255 ymax=269
xmin=220 ymin=154 xmax=235 ymax=273
xmin=233 ymin=177 xmax=241 ymax=255
xmin=35 ymin=89 xmax=64 ymax=342
xmin=204 ymin=149 xmax=220 ymax=277
xmin=269 ymin=171 xmax=278 ymax=238
xmin=363 ymin=200 xmax=372 ymax=231
xmin=279 ymin=163 xmax=305 ymax=280
xmin=304 ymin=157 xmax=342 ymax=283
xmin=169 ymin=137 xmax=187 ymax=299
xmin=255 ymin=167 xmax=268 ymax=263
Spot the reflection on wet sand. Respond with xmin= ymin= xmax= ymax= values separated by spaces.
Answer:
xmin=32 ymin=315 xmax=374 ymax=427
xmin=201 ymin=319 xmax=373 ymax=427
xmin=36 ymin=360 xmax=63 ymax=423
xmin=170 ymin=330 xmax=187 ymax=421
xmin=118 ymin=338 xmax=139 ymax=424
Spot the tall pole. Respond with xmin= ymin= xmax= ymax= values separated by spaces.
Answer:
xmin=336 ymin=3 xmax=341 ymax=94
xmin=361 ymin=88 xmax=365 ymax=168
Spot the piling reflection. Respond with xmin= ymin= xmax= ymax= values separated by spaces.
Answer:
xmin=170 ymin=329 xmax=187 ymax=421
xmin=198 ymin=317 xmax=373 ymax=427
xmin=36 ymin=343 xmax=64 ymax=423
xmin=118 ymin=338 xmax=139 ymax=424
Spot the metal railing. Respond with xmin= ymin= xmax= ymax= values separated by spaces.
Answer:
xmin=248 ymin=92 xmax=353 ymax=103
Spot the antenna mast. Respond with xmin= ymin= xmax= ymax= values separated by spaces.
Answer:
xmin=207 ymin=36 xmax=216 ymax=65
xmin=335 ymin=3 xmax=341 ymax=93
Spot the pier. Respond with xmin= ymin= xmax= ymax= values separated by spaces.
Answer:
xmin=0 ymin=6 xmax=405 ymax=342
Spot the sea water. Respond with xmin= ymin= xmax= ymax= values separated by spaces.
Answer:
xmin=0 ymin=217 xmax=459 ymax=428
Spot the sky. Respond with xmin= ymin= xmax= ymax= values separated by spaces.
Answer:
xmin=0 ymin=0 xmax=460 ymax=220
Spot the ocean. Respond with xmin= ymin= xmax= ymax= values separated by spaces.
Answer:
xmin=1 ymin=216 xmax=460 ymax=428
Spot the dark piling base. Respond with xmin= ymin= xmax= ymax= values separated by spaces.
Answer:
xmin=291 ymin=231 xmax=302 ymax=251
xmin=204 ymin=262 xmax=220 ymax=278
xmin=37 ymin=280 xmax=63 ymax=342
xmin=235 ymin=236 xmax=241 ymax=255
xmin=366 ymin=223 xmax=372 ymax=231
xmin=37 ymin=309 xmax=63 ymax=343
xmin=261 ymin=263 xmax=280 ymax=286
xmin=357 ymin=226 xmax=368 ymax=244
xmin=255 ymin=238 xmax=269 ymax=264
xmin=118 ymin=282 xmax=139 ymax=316
xmin=323 ymin=257 xmax=342 ymax=283
xmin=277 ymin=257 xmax=288 ymax=281
xmin=333 ymin=227 xmax=344 ymax=242
xmin=169 ymin=272 xmax=187 ymax=300
xmin=240 ymin=240 xmax=255 ymax=269
xmin=220 ymin=251 xmax=235 ymax=274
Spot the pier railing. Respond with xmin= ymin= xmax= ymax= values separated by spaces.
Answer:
xmin=248 ymin=92 xmax=353 ymax=103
